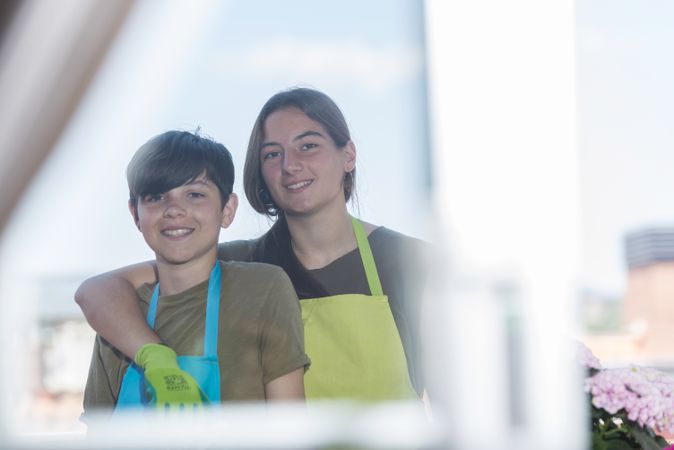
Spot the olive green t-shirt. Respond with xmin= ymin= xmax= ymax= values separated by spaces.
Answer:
xmin=217 ymin=227 xmax=429 ymax=395
xmin=83 ymin=261 xmax=309 ymax=415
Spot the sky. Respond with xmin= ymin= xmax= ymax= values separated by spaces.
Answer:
xmin=0 ymin=0 xmax=428 ymax=284
xmin=576 ymin=0 xmax=674 ymax=296
xmin=1 ymin=0 xmax=673 ymax=305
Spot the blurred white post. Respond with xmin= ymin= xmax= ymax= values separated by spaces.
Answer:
xmin=424 ymin=1 xmax=585 ymax=449
xmin=0 ymin=0 xmax=132 ymax=444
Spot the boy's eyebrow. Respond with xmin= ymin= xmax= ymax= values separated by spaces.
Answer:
xmin=186 ymin=178 xmax=213 ymax=187
xmin=260 ymin=130 xmax=326 ymax=150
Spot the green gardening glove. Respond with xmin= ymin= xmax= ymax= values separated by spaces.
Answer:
xmin=134 ymin=343 xmax=207 ymax=411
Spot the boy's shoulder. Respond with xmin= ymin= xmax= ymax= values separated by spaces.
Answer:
xmin=217 ymin=237 xmax=264 ymax=262
xmin=218 ymin=261 xmax=297 ymax=307
xmin=218 ymin=260 xmax=291 ymax=286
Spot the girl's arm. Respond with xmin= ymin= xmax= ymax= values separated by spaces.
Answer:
xmin=75 ymin=262 xmax=160 ymax=358
xmin=264 ymin=368 xmax=305 ymax=401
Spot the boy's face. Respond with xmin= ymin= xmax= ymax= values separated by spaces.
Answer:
xmin=129 ymin=173 xmax=237 ymax=267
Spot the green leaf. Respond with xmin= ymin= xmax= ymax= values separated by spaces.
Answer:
xmin=630 ymin=426 xmax=667 ymax=450
xmin=592 ymin=431 xmax=610 ymax=450
xmin=652 ymin=432 xmax=668 ymax=447
xmin=592 ymin=405 xmax=612 ymax=421
xmin=592 ymin=431 xmax=639 ymax=450
xmin=604 ymin=439 xmax=639 ymax=450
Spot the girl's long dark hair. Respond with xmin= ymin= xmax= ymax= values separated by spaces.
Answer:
xmin=252 ymin=215 xmax=328 ymax=299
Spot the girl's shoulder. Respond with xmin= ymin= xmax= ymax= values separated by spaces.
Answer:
xmin=369 ymin=226 xmax=429 ymax=251
xmin=368 ymin=226 xmax=434 ymax=273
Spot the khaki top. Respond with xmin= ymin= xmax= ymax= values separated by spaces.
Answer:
xmin=83 ymin=261 xmax=309 ymax=416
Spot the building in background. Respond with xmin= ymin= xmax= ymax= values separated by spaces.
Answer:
xmin=584 ymin=227 xmax=674 ymax=372
xmin=27 ymin=276 xmax=93 ymax=432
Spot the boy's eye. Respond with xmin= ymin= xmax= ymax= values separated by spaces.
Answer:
xmin=188 ymin=192 xmax=205 ymax=199
xmin=143 ymin=193 xmax=164 ymax=203
xmin=300 ymin=143 xmax=317 ymax=151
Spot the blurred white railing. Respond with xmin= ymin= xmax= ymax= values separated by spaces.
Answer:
xmin=424 ymin=1 xmax=585 ymax=449
xmin=6 ymin=402 xmax=442 ymax=450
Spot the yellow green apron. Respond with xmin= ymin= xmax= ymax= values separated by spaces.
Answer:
xmin=301 ymin=217 xmax=418 ymax=401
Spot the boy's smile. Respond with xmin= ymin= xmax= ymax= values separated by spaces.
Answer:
xmin=162 ymin=227 xmax=195 ymax=238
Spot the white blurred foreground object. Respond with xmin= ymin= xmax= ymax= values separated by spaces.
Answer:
xmin=424 ymin=0 xmax=585 ymax=449
xmin=15 ymin=402 xmax=440 ymax=450
xmin=0 ymin=0 xmax=133 ymax=233
xmin=0 ymin=0 xmax=132 ymax=445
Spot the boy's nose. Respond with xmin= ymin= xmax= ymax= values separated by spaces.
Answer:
xmin=163 ymin=200 xmax=186 ymax=218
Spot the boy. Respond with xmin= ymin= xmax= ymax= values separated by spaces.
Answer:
xmin=82 ymin=131 xmax=309 ymax=417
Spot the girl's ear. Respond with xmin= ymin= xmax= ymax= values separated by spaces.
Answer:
xmin=128 ymin=200 xmax=141 ymax=231
xmin=221 ymin=193 xmax=238 ymax=229
xmin=344 ymin=141 xmax=356 ymax=172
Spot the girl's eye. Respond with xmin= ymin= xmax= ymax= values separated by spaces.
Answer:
xmin=262 ymin=150 xmax=281 ymax=161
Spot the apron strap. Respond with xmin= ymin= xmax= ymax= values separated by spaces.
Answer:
xmin=351 ymin=217 xmax=384 ymax=296
xmin=203 ymin=262 xmax=221 ymax=358
xmin=147 ymin=285 xmax=159 ymax=329
xmin=146 ymin=262 xmax=221 ymax=358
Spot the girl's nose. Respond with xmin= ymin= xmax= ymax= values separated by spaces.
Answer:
xmin=282 ymin=150 xmax=302 ymax=173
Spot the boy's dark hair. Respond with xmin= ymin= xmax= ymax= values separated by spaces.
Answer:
xmin=127 ymin=130 xmax=234 ymax=208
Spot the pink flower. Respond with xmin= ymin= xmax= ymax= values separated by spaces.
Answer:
xmin=585 ymin=366 xmax=674 ymax=435
xmin=576 ymin=341 xmax=602 ymax=370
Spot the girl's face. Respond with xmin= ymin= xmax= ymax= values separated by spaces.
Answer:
xmin=259 ymin=108 xmax=355 ymax=218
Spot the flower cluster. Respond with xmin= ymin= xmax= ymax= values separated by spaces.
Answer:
xmin=585 ymin=366 xmax=674 ymax=435
xmin=577 ymin=341 xmax=673 ymax=449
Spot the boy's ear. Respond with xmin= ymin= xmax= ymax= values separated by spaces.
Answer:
xmin=221 ymin=193 xmax=238 ymax=229
xmin=128 ymin=200 xmax=141 ymax=231
xmin=343 ymin=140 xmax=356 ymax=172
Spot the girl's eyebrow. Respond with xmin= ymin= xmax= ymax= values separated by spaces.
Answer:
xmin=260 ymin=130 xmax=326 ymax=150
xmin=293 ymin=130 xmax=324 ymax=142
xmin=260 ymin=141 xmax=280 ymax=151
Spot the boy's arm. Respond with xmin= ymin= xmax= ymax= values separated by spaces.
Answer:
xmin=82 ymin=335 xmax=118 ymax=418
xmin=76 ymin=263 xmax=207 ymax=409
xmin=75 ymin=262 xmax=160 ymax=358
xmin=265 ymin=367 xmax=305 ymax=401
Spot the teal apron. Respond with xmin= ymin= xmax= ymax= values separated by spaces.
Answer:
xmin=301 ymin=218 xmax=418 ymax=401
xmin=114 ymin=263 xmax=222 ymax=410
